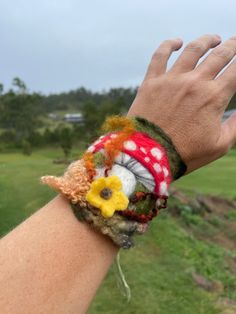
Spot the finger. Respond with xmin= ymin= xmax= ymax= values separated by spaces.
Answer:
xmin=216 ymin=59 xmax=236 ymax=94
xmin=144 ymin=38 xmax=183 ymax=80
xmin=170 ymin=34 xmax=221 ymax=73
xmin=218 ymin=111 xmax=236 ymax=153
xmin=196 ymin=37 xmax=236 ymax=79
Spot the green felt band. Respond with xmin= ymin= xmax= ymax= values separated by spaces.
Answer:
xmin=71 ymin=202 xmax=148 ymax=249
xmin=133 ymin=116 xmax=187 ymax=180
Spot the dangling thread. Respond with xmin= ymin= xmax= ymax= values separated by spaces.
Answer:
xmin=114 ymin=251 xmax=131 ymax=302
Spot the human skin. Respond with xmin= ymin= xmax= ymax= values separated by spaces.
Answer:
xmin=128 ymin=34 xmax=236 ymax=173
xmin=1 ymin=34 xmax=236 ymax=313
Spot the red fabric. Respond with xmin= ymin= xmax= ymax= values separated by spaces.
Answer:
xmin=88 ymin=131 xmax=171 ymax=196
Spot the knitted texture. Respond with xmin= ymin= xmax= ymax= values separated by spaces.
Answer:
xmin=133 ymin=117 xmax=187 ymax=180
xmin=41 ymin=116 xmax=187 ymax=248
xmin=90 ymin=131 xmax=171 ymax=195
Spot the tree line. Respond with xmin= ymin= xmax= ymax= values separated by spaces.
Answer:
xmin=0 ymin=78 xmax=137 ymax=157
xmin=1 ymin=77 xmax=236 ymax=158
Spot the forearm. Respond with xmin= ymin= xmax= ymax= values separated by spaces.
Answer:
xmin=0 ymin=195 xmax=118 ymax=314
xmin=1 ymin=33 xmax=236 ymax=314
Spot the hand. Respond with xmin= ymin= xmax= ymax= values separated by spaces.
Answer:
xmin=128 ymin=34 xmax=236 ymax=174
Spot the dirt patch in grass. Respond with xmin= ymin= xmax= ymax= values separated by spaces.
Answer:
xmin=170 ymin=188 xmax=236 ymax=251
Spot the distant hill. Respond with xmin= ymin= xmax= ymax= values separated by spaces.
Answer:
xmin=40 ymin=87 xmax=138 ymax=113
xmin=40 ymin=87 xmax=236 ymax=113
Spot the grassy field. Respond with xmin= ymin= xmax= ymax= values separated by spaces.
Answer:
xmin=174 ymin=149 xmax=236 ymax=199
xmin=1 ymin=148 xmax=236 ymax=313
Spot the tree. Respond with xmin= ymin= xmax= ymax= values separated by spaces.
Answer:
xmin=81 ymin=99 xmax=124 ymax=141
xmin=59 ymin=126 xmax=73 ymax=160
xmin=21 ymin=140 xmax=32 ymax=156
xmin=0 ymin=83 xmax=4 ymax=95
xmin=0 ymin=79 xmax=43 ymax=148
xmin=12 ymin=77 xmax=27 ymax=94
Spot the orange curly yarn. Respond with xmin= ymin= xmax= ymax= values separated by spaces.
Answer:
xmin=41 ymin=159 xmax=90 ymax=205
xmin=82 ymin=151 xmax=97 ymax=181
xmin=101 ymin=116 xmax=135 ymax=169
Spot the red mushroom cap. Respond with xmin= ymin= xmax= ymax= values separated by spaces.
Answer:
xmin=87 ymin=131 xmax=171 ymax=196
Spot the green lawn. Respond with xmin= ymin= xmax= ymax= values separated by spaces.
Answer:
xmin=0 ymin=148 xmax=236 ymax=314
xmin=173 ymin=149 xmax=236 ymax=199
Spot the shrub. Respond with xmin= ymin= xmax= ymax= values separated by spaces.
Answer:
xmin=22 ymin=140 xmax=32 ymax=156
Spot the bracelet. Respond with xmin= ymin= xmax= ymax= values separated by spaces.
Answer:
xmin=41 ymin=116 xmax=186 ymax=249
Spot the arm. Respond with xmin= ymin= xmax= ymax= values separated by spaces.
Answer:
xmin=0 ymin=195 xmax=118 ymax=313
xmin=1 ymin=34 xmax=236 ymax=313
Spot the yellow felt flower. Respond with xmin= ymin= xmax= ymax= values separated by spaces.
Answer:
xmin=86 ymin=175 xmax=129 ymax=218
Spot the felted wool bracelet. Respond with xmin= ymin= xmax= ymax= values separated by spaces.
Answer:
xmin=41 ymin=116 xmax=186 ymax=249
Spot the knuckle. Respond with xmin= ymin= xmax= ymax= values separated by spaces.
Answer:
xmin=185 ymin=41 xmax=206 ymax=54
xmin=184 ymin=73 xmax=198 ymax=88
xmin=212 ymin=46 xmax=233 ymax=59
xmin=179 ymin=75 xmax=199 ymax=94
xmin=202 ymin=82 xmax=225 ymax=105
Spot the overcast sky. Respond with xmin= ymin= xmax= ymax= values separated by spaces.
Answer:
xmin=0 ymin=0 xmax=235 ymax=94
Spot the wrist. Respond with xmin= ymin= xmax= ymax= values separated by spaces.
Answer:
xmin=42 ymin=115 xmax=187 ymax=249
xmin=132 ymin=116 xmax=187 ymax=179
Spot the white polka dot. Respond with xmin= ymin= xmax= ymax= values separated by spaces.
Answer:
xmin=140 ymin=147 xmax=147 ymax=154
xmin=124 ymin=140 xmax=137 ymax=151
xmin=151 ymin=147 xmax=163 ymax=160
xmin=159 ymin=181 xmax=168 ymax=196
xmin=144 ymin=157 xmax=150 ymax=163
xmin=110 ymin=134 xmax=118 ymax=139
xmin=87 ymin=145 xmax=95 ymax=153
xmin=93 ymin=139 xmax=101 ymax=145
xmin=163 ymin=166 xmax=169 ymax=177
xmin=153 ymin=163 xmax=162 ymax=173
xmin=99 ymin=135 xmax=105 ymax=140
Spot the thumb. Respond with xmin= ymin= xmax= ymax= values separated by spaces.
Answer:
xmin=219 ymin=111 xmax=236 ymax=153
